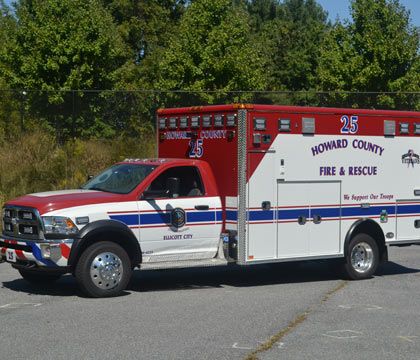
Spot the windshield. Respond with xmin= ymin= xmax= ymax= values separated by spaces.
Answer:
xmin=82 ymin=164 xmax=157 ymax=194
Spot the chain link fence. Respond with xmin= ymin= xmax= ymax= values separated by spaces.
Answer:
xmin=0 ymin=90 xmax=419 ymax=141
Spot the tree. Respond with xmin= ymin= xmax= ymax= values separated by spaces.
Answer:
xmin=255 ymin=0 xmax=329 ymax=93
xmin=0 ymin=0 xmax=129 ymax=138
xmin=247 ymin=0 xmax=282 ymax=32
xmin=157 ymin=0 xmax=267 ymax=105
xmin=0 ymin=1 xmax=21 ymax=138
xmin=317 ymin=0 xmax=420 ymax=109
xmin=103 ymin=0 xmax=187 ymax=89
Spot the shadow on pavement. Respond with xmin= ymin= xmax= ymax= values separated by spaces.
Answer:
xmin=1 ymin=259 xmax=419 ymax=297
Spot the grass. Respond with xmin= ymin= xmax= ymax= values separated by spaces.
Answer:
xmin=0 ymin=130 xmax=156 ymax=209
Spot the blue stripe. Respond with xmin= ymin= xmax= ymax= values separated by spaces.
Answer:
xmin=311 ymin=207 xmax=341 ymax=218
xmin=109 ymin=214 xmax=139 ymax=226
xmin=226 ymin=210 xmax=237 ymax=221
xmin=249 ymin=210 xmax=274 ymax=221
xmin=29 ymin=243 xmax=58 ymax=267
xmin=110 ymin=210 xmax=223 ymax=227
xmin=140 ymin=213 xmax=170 ymax=225
xmin=278 ymin=209 xmax=309 ymax=220
xmin=187 ymin=211 xmax=216 ymax=222
xmin=342 ymin=205 xmax=395 ymax=217
xmin=108 ymin=204 xmax=420 ymax=227
xmin=397 ymin=204 xmax=420 ymax=214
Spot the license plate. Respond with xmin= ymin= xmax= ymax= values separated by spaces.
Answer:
xmin=6 ymin=249 xmax=16 ymax=263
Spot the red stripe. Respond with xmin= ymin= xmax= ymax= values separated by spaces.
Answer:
xmin=15 ymin=249 xmax=26 ymax=260
xmin=60 ymin=244 xmax=71 ymax=259
xmin=395 ymin=214 xmax=420 ymax=218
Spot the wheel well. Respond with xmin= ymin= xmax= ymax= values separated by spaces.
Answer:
xmin=71 ymin=230 xmax=142 ymax=269
xmin=345 ymin=219 xmax=388 ymax=263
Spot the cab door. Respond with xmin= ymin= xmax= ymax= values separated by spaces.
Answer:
xmin=138 ymin=166 xmax=222 ymax=262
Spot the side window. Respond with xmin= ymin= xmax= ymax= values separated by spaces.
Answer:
xmin=147 ymin=166 xmax=204 ymax=198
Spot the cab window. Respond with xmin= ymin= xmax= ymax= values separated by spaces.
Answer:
xmin=147 ymin=166 xmax=204 ymax=198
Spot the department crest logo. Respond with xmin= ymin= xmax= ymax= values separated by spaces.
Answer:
xmin=402 ymin=150 xmax=420 ymax=167
xmin=171 ymin=208 xmax=186 ymax=228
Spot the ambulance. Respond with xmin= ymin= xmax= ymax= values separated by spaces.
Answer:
xmin=1 ymin=104 xmax=420 ymax=297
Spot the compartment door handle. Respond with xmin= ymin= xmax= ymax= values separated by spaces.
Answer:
xmin=195 ymin=205 xmax=209 ymax=210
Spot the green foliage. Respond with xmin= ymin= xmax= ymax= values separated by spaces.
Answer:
xmin=0 ymin=0 xmax=130 ymax=138
xmin=253 ymin=0 xmax=329 ymax=93
xmin=157 ymin=0 xmax=267 ymax=104
xmin=317 ymin=0 xmax=420 ymax=109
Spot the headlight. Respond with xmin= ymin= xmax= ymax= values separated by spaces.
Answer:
xmin=42 ymin=216 xmax=79 ymax=236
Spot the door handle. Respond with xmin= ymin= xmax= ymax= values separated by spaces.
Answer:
xmin=313 ymin=215 xmax=322 ymax=224
xmin=195 ymin=205 xmax=209 ymax=210
xmin=298 ymin=216 xmax=307 ymax=225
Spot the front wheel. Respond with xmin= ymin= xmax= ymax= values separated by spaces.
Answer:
xmin=343 ymin=234 xmax=379 ymax=280
xmin=75 ymin=241 xmax=132 ymax=298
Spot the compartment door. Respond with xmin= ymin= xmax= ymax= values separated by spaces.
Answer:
xmin=395 ymin=200 xmax=420 ymax=243
xmin=308 ymin=182 xmax=341 ymax=255
xmin=247 ymin=152 xmax=277 ymax=260
xmin=277 ymin=182 xmax=310 ymax=258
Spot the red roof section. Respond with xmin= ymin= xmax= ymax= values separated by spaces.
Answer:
xmin=157 ymin=104 xmax=419 ymax=118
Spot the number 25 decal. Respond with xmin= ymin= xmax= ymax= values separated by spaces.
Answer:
xmin=340 ymin=115 xmax=359 ymax=134
xmin=189 ymin=139 xmax=204 ymax=158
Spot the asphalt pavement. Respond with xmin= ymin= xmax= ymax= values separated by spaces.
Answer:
xmin=0 ymin=246 xmax=419 ymax=360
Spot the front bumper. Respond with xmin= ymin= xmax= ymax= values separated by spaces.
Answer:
xmin=0 ymin=235 xmax=74 ymax=268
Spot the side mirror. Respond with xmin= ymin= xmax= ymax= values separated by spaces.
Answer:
xmin=87 ymin=174 xmax=94 ymax=181
xmin=166 ymin=177 xmax=180 ymax=198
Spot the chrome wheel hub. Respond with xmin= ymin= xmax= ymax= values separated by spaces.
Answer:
xmin=351 ymin=242 xmax=374 ymax=273
xmin=90 ymin=252 xmax=123 ymax=289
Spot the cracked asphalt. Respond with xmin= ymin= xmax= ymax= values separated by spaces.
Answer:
xmin=0 ymin=246 xmax=419 ymax=360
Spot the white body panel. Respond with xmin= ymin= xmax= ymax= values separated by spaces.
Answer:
xmin=137 ymin=196 xmax=222 ymax=262
xmin=246 ymin=134 xmax=420 ymax=262
xmin=45 ymin=197 xmax=222 ymax=263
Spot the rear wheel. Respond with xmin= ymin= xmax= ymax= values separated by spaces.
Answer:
xmin=75 ymin=241 xmax=132 ymax=298
xmin=18 ymin=269 xmax=61 ymax=284
xmin=343 ymin=233 xmax=379 ymax=280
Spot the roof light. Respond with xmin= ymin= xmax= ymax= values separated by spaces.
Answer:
xmin=191 ymin=116 xmax=200 ymax=128
xmin=226 ymin=114 xmax=236 ymax=127
xmin=214 ymin=115 xmax=224 ymax=127
xmin=202 ymin=115 xmax=212 ymax=128
xmin=399 ymin=122 xmax=409 ymax=135
xmin=158 ymin=118 xmax=166 ymax=129
xmin=254 ymin=118 xmax=266 ymax=131
xmin=279 ymin=119 xmax=291 ymax=132
xmin=169 ymin=117 xmax=177 ymax=129
xmin=180 ymin=116 xmax=188 ymax=129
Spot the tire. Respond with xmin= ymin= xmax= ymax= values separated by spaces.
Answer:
xmin=18 ymin=269 xmax=61 ymax=284
xmin=75 ymin=241 xmax=132 ymax=298
xmin=343 ymin=233 xmax=379 ymax=280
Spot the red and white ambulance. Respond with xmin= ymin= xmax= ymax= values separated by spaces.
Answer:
xmin=1 ymin=104 xmax=420 ymax=297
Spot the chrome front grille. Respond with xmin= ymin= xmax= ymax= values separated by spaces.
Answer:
xmin=2 ymin=206 xmax=44 ymax=240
